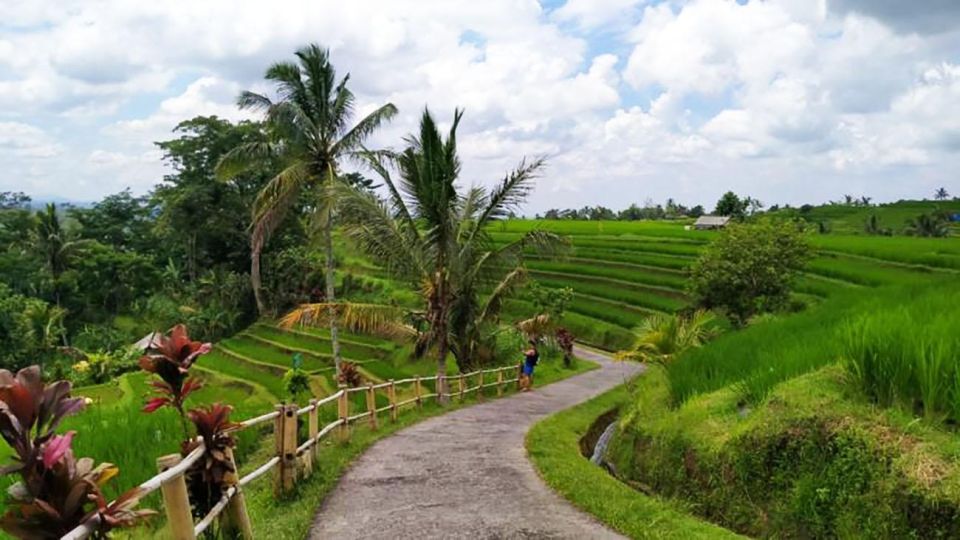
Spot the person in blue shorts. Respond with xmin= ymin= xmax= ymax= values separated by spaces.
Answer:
xmin=520 ymin=340 xmax=539 ymax=391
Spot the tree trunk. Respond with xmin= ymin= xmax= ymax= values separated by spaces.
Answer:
xmin=323 ymin=210 xmax=342 ymax=377
xmin=436 ymin=321 xmax=448 ymax=405
xmin=250 ymin=244 xmax=266 ymax=315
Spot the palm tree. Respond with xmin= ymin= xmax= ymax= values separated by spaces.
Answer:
xmin=216 ymin=44 xmax=397 ymax=375
xmin=935 ymin=187 xmax=950 ymax=201
xmin=617 ymin=310 xmax=715 ymax=363
xmin=32 ymin=204 xmax=90 ymax=307
xmin=283 ymin=109 xmax=563 ymax=400
xmin=904 ymin=212 xmax=949 ymax=238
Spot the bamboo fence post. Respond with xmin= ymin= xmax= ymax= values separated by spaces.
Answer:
xmin=280 ymin=404 xmax=298 ymax=494
xmin=477 ymin=371 xmax=484 ymax=401
xmin=437 ymin=375 xmax=445 ymax=405
xmin=272 ymin=404 xmax=285 ymax=497
xmin=337 ymin=385 xmax=349 ymax=442
xmin=414 ymin=376 xmax=423 ymax=410
xmin=221 ymin=447 xmax=254 ymax=539
xmin=306 ymin=399 xmax=319 ymax=475
xmin=458 ymin=373 xmax=465 ymax=402
xmin=156 ymin=454 xmax=195 ymax=540
xmin=388 ymin=379 xmax=398 ymax=422
xmin=497 ymin=369 xmax=504 ymax=396
xmin=366 ymin=383 xmax=378 ymax=430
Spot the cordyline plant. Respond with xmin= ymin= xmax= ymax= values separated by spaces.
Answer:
xmin=0 ymin=366 xmax=153 ymax=538
xmin=555 ymin=328 xmax=575 ymax=368
xmin=139 ymin=325 xmax=211 ymax=437
xmin=182 ymin=403 xmax=240 ymax=521
xmin=337 ymin=361 xmax=363 ymax=388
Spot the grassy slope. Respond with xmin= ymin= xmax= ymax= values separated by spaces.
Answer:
xmin=772 ymin=199 xmax=960 ymax=236
xmin=526 ymin=383 xmax=743 ymax=539
xmin=609 ymin=365 xmax=960 ymax=538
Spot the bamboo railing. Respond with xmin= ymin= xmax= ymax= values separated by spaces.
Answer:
xmin=61 ymin=363 xmax=524 ymax=540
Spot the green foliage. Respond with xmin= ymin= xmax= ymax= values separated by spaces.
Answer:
xmin=613 ymin=367 xmax=960 ymax=539
xmin=863 ymin=213 xmax=892 ymax=236
xmin=713 ymin=191 xmax=748 ymax=218
xmin=337 ymin=108 xmax=564 ymax=373
xmin=689 ymin=220 xmax=811 ymax=325
xmin=841 ymin=284 xmax=960 ymax=422
xmin=527 ymin=281 xmax=573 ymax=320
xmin=904 ymin=210 xmax=950 ymax=237
xmin=0 ymin=284 xmax=64 ymax=372
xmin=618 ymin=310 xmax=716 ymax=363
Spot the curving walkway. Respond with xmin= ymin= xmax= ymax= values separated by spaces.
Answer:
xmin=308 ymin=347 xmax=643 ymax=539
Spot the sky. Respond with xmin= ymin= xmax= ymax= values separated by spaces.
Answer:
xmin=0 ymin=0 xmax=958 ymax=214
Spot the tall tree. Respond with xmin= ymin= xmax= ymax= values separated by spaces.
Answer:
xmin=284 ymin=109 xmax=563 ymax=399
xmin=714 ymin=191 xmax=747 ymax=219
xmin=155 ymin=116 xmax=277 ymax=280
xmin=935 ymin=187 xmax=950 ymax=201
xmin=217 ymin=44 xmax=397 ymax=375
xmin=32 ymin=204 xmax=89 ymax=307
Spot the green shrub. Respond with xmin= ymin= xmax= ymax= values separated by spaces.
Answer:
xmin=689 ymin=220 xmax=811 ymax=325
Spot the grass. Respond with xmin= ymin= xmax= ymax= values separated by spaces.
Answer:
xmin=532 ymin=274 xmax=688 ymax=312
xmin=525 ymin=382 xmax=743 ymax=539
xmin=610 ymin=365 xmax=960 ymax=538
xmin=527 ymin=259 xmax=688 ymax=289
xmin=841 ymin=283 xmax=960 ymax=422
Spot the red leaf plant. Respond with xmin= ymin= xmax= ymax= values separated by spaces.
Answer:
xmin=139 ymin=325 xmax=211 ymax=436
xmin=555 ymin=327 xmax=575 ymax=368
xmin=337 ymin=361 xmax=363 ymax=388
xmin=0 ymin=366 xmax=153 ymax=538
xmin=182 ymin=403 xmax=240 ymax=520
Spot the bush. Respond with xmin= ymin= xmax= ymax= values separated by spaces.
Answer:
xmin=689 ymin=219 xmax=810 ymax=325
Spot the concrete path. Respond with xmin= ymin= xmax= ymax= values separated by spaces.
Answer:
xmin=308 ymin=347 xmax=643 ymax=539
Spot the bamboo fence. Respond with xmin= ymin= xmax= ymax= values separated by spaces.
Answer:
xmin=61 ymin=363 xmax=524 ymax=540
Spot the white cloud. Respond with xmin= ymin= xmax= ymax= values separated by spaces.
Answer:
xmin=0 ymin=122 xmax=61 ymax=158
xmin=552 ymin=0 xmax=644 ymax=30
xmin=0 ymin=0 xmax=957 ymax=209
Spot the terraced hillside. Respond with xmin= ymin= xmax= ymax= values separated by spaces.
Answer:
xmin=494 ymin=219 xmax=958 ymax=350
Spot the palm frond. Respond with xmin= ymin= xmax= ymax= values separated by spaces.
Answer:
xmin=280 ymin=302 xmax=416 ymax=340
xmin=478 ymin=266 xmax=528 ymax=326
xmin=333 ymin=103 xmax=399 ymax=155
xmin=473 ymin=157 xmax=545 ymax=229
xmin=237 ymin=91 xmax=273 ymax=112
xmin=337 ymin=183 xmax=426 ymax=280
xmin=250 ymin=162 xmax=311 ymax=257
xmin=215 ymin=141 xmax=276 ymax=181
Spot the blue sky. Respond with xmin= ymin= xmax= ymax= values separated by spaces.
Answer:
xmin=0 ymin=0 xmax=958 ymax=212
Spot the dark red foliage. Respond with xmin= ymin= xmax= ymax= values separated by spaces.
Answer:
xmin=0 ymin=366 xmax=85 ymax=476
xmin=556 ymin=328 xmax=575 ymax=367
xmin=182 ymin=403 xmax=240 ymax=519
xmin=0 ymin=367 xmax=153 ymax=538
xmin=337 ymin=361 xmax=363 ymax=388
xmin=140 ymin=324 xmax=211 ymax=414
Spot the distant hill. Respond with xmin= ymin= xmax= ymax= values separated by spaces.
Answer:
xmin=769 ymin=199 xmax=960 ymax=235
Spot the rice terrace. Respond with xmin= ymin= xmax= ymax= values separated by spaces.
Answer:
xmin=1 ymin=1 xmax=960 ymax=539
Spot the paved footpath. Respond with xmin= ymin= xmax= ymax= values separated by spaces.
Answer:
xmin=308 ymin=347 xmax=644 ymax=539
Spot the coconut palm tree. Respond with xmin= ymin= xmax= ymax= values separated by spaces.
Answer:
xmin=283 ymin=109 xmax=563 ymax=400
xmin=935 ymin=187 xmax=950 ymax=201
xmin=32 ymin=204 xmax=90 ymax=307
xmin=216 ymin=43 xmax=397 ymax=375
xmin=617 ymin=310 xmax=716 ymax=363
xmin=904 ymin=212 xmax=949 ymax=238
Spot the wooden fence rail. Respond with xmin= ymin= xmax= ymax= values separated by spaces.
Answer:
xmin=61 ymin=363 xmax=523 ymax=540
